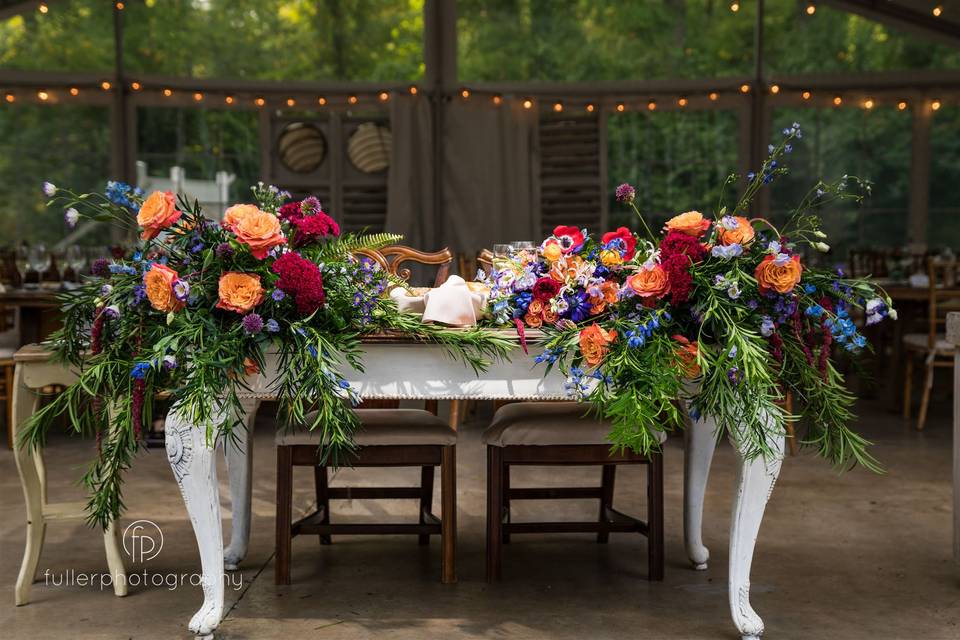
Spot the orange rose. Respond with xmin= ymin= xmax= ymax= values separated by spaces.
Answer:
xmin=588 ymin=281 xmax=620 ymax=314
xmin=527 ymin=299 xmax=545 ymax=316
xmin=222 ymin=204 xmax=260 ymax=230
xmin=137 ymin=191 xmax=182 ymax=240
xmin=232 ymin=209 xmax=287 ymax=259
xmin=673 ymin=335 xmax=701 ymax=378
xmin=665 ymin=210 xmax=711 ymax=237
xmin=542 ymin=308 xmax=559 ymax=324
xmin=755 ymin=254 xmax=803 ymax=294
xmin=626 ymin=264 xmax=671 ymax=299
xmin=524 ymin=312 xmax=543 ymax=328
xmin=216 ymin=272 xmax=265 ymax=313
xmin=717 ymin=216 xmax=755 ymax=246
xmin=144 ymin=263 xmax=184 ymax=313
xmin=579 ymin=324 xmax=617 ymax=367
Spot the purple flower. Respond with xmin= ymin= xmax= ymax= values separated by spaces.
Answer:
xmin=104 ymin=305 xmax=120 ymax=319
xmin=42 ymin=182 xmax=56 ymax=197
xmin=215 ymin=242 xmax=234 ymax=258
xmin=100 ymin=284 xmax=113 ymax=297
xmin=711 ymin=243 xmax=743 ymax=260
xmin=615 ymin=183 xmax=636 ymax=203
xmin=266 ymin=319 xmax=280 ymax=333
xmin=271 ymin=289 xmax=285 ymax=302
xmin=301 ymin=196 xmax=322 ymax=215
xmin=727 ymin=366 xmax=742 ymax=385
xmin=760 ymin=316 xmax=775 ymax=337
xmin=564 ymin=290 xmax=591 ymax=323
xmin=132 ymin=284 xmax=146 ymax=304
xmin=242 ymin=313 xmax=264 ymax=335
xmin=91 ymin=257 xmax=111 ymax=278
xmin=162 ymin=355 xmax=178 ymax=370
xmin=64 ymin=208 xmax=79 ymax=228
xmin=172 ymin=279 xmax=190 ymax=302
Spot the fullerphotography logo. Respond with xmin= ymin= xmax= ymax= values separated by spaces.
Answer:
xmin=43 ymin=519 xmax=243 ymax=591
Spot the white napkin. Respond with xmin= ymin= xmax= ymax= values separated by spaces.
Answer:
xmin=390 ymin=286 xmax=427 ymax=314
xmin=422 ymin=275 xmax=489 ymax=327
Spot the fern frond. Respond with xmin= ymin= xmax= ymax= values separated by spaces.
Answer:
xmin=319 ymin=232 xmax=403 ymax=259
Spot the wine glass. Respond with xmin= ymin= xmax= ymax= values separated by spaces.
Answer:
xmin=66 ymin=244 xmax=86 ymax=282
xmin=14 ymin=245 xmax=30 ymax=288
xmin=510 ymin=240 xmax=536 ymax=262
xmin=492 ymin=244 xmax=513 ymax=257
xmin=28 ymin=244 xmax=51 ymax=287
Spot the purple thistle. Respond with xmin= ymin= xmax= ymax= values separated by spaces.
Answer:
xmin=242 ymin=313 xmax=264 ymax=335
xmin=301 ymin=196 xmax=322 ymax=215
xmin=91 ymin=257 xmax=111 ymax=278
xmin=615 ymin=183 xmax=636 ymax=203
xmin=215 ymin=242 xmax=234 ymax=258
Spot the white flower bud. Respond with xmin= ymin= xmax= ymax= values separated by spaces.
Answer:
xmin=814 ymin=242 xmax=830 ymax=252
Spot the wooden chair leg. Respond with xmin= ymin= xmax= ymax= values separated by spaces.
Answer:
xmin=647 ymin=455 xmax=665 ymax=581
xmin=275 ymin=446 xmax=293 ymax=586
xmin=486 ymin=446 xmax=503 ymax=582
xmin=419 ymin=465 xmax=435 ymax=546
xmin=440 ymin=446 xmax=457 ymax=584
xmin=597 ymin=464 xmax=616 ymax=543
xmin=314 ymin=465 xmax=331 ymax=545
xmin=501 ymin=462 xmax=511 ymax=544
xmin=903 ymin=354 xmax=914 ymax=420
xmin=917 ymin=358 xmax=935 ymax=431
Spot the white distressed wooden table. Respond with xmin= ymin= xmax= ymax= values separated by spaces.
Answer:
xmin=13 ymin=340 xmax=784 ymax=640
xmin=947 ymin=312 xmax=960 ymax=563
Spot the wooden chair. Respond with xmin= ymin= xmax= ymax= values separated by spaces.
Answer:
xmin=275 ymin=246 xmax=460 ymax=586
xmin=482 ymin=402 xmax=664 ymax=582
xmin=848 ymin=248 xmax=890 ymax=279
xmin=903 ymin=258 xmax=960 ymax=430
xmin=1 ymin=304 xmax=19 ymax=449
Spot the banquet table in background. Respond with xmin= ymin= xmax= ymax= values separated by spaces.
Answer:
xmin=13 ymin=337 xmax=785 ymax=640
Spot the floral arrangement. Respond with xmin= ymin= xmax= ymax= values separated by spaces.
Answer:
xmin=23 ymin=183 xmax=512 ymax=527
xmin=483 ymin=125 xmax=893 ymax=469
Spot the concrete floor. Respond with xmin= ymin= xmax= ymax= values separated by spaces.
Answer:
xmin=1 ymin=399 xmax=958 ymax=640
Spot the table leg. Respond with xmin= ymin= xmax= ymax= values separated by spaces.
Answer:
xmin=224 ymin=398 xmax=260 ymax=571
xmin=683 ymin=412 xmax=717 ymax=570
xmin=166 ymin=408 xmax=224 ymax=637
xmin=12 ymin=364 xmax=43 ymax=606
xmin=727 ymin=420 xmax=784 ymax=640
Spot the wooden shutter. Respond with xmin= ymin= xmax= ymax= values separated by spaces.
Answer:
xmin=538 ymin=113 xmax=607 ymax=236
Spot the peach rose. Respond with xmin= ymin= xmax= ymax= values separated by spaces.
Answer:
xmin=144 ymin=263 xmax=184 ymax=313
xmin=665 ymin=210 xmax=711 ymax=237
xmin=216 ymin=272 xmax=265 ymax=313
xmin=541 ymin=240 xmax=563 ymax=263
xmin=222 ymin=204 xmax=261 ymax=230
xmin=527 ymin=299 xmax=545 ymax=316
xmin=673 ymin=335 xmax=701 ymax=378
xmin=717 ymin=216 xmax=755 ymax=246
xmin=137 ymin=191 xmax=182 ymax=240
xmin=579 ymin=324 xmax=617 ymax=367
xmin=755 ymin=254 xmax=803 ymax=294
xmin=542 ymin=308 xmax=559 ymax=324
xmin=232 ymin=209 xmax=287 ymax=259
xmin=626 ymin=264 xmax=671 ymax=299
xmin=524 ymin=312 xmax=543 ymax=328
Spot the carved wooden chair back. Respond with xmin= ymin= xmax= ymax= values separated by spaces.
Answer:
xmin=476 ymin=249 xmax=494 ymax=274
xmin=379 ymin=245 xmax=452 ymax=288
xmin=848 ymin=249 xmax=890 ymax=279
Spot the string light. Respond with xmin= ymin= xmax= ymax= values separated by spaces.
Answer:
xmin=616 ymin=102 xmax=625 ymax=112
xmin=492 ymin=95 xmax=502 ymax=106
xmin=806 ymin=2 xmax=816 ymax=15
xmin=193 ymin=92 xmax=203 ymax=102
xmin=647 ymin=99 xmax=657 ymax=111
xmin=162 ymin=88 xmax=173 ymax=97
xmin=730 ymin=2 xmax=740 ymax=12
xmin=37 ymin=90 xmax=49 ymax=101
xmin=115 ymin=1 xmax=125 ymax=9
xmin=379 ymin=91 xmax=389 ymax=102
xmin=69 ymin=87 xmax=79 ymax=96
xmin=833 ymin=95 xmax=842 ymax=106
xmin=522 ymin=98 xmax=533 ymax=109
xmin=225 ymin=95 xmax=234 ymax=105
xmin=4 ymin=93 xmax=14 ymax=103
xmin=931 ymin=99 xmax=941 ymax=111
xmin=101 ymin=81 xmax=112 ymax=91
xmin=897 ymin=100 xmax=908 ymax=111
xmin=254 ymin=97 xmax=265 ymax=107
xmin=708 ymin=92 xmax=719 ymax=101
xmin=130 ymin=81 xmax=141 ymax=91
xmin=286 ymin=97 xmax=296 ymax=107
xmin=802 ymin=90 xmax=812 ymax=100
xmin=740 ymin=83 xmax=750 ymax=94
xmin=460 ymin=89 xmax=470 ymax=99
xmin=585 ymin=103 xmax=595 ymax=113
xmin=38 ymin=2 xmax=49 ymax=14
xmin=409 ymin=86 xmax=418 ymax=95
xmin=933 ymin=5 xmax=943 ymax=17
xmin=769 ymin=84 xmax=780 ymax=94
xmin=863 ymin=98 xmax=874 ymax=110
xmin=553 ymin=101 xmax=563 ymax=112
xmin=677 ymin=96 xmax=688 ymax=107
xmin=348 ymin=95 xmax=358 ymax=105
xmin=318 ymin=97 xmax=327 ymax=106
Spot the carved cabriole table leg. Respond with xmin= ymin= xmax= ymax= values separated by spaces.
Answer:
xmin=166 ymin=407 xmax=225 ymax=637
xmin=727 ymin=417 xmax=785 ymax=640
xmin=224 ymin=397 xmax=260 ymax=571
xmin=683 ymin=411 xmax=718 ymax=571
xmin=12 ymin=364 xmax=44 ymax=606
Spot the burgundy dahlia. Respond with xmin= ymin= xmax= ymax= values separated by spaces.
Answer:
xmin=271 ymin=252 xmax=326 ymax=315
xmin=531 ymin=277 xmax=561 ymax=302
